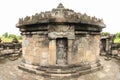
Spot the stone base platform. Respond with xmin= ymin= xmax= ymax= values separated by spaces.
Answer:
xmin=18 ymin=62 xmax=102 ymax=78
xmin=0 ymin=57 xmax=120 ymax=80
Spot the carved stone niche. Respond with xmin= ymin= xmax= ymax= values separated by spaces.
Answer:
xmin=56 ymin=38 xmax=68 ymax=65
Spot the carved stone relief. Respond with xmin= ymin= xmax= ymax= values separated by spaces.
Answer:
xmin=49 ymin=25 xmax=74 ymax=32
xmin=56 ymin=38 xmax=68 ymax=65
xmin=48 ymin=32 xmax=75 ymax=39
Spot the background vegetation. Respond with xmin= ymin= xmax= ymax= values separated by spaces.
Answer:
xmin=101 ymin=32 xmax=120 ymax=43
xmin=0 ymin=32 xmax=22 ymax=42
xmin=114 ymin=32 xmax=120 ymax=43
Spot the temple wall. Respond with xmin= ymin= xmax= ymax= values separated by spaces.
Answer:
xmin=22 ymin=34 xmax=49 ymax=66
xmin=85 ymin=35 xmax=100 ymax=63
xmin=72 ymin=34 xmax=100 ymax=64
xmin=21 ymin=26 xmax=101 ymax=67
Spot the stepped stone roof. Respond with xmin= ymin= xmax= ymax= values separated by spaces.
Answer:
xmin=16 ymin=3 xmax=106 ymax=28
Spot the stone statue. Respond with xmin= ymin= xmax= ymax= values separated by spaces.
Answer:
xmin=57 ymin=40 xmax=67 ymax=65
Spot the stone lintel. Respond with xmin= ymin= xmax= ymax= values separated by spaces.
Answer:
xmin=48 ymin=32 xmax=75 ymax=39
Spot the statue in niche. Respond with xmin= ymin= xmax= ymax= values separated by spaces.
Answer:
xmin=57 ymin=40 xmax=67 ymax=65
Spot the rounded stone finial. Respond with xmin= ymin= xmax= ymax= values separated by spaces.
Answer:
xmin=57 ymin=3 xmax=64 ymax=8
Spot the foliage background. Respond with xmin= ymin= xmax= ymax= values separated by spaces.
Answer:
xmin=101 ymin=32 xmax=120 ymax=43
xmin=0 ymin=32 xmax=22 ymax=42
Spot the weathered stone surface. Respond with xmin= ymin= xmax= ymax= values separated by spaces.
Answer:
xmin=48 ymin=32 xmax=75 ymax=39
xmin=16 ymin=3 xmax=105 ymax=28
xmin=16 ymin=3 xmax=105 ymax=79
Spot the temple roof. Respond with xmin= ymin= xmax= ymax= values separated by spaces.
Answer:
xmin=16 ymin=3 xmax=106 ymax=28
xmin=57 ymin=3 xmax=64 ymax=8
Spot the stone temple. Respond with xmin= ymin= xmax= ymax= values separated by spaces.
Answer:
xmin=16 ymin=3 xmax=105 ymax=80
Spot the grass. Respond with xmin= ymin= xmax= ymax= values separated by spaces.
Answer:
xmin=1 ymin=37 xmax=13 ymax=42
xmin=114 ymin=38 xmax=120 ymax=43
xmin=1 ymin=37 xmax=22 ymax=42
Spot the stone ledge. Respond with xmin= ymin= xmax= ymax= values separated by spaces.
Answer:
xmin=18 ymin=62 xmax=103 ymax=78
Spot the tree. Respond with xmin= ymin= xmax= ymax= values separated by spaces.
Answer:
xmin=2 ymin=32 xmax=8 ymax=38
xmin=8 ymin=34 xmax=16 ymax=38
xmin=101 ymin=32 xmax=110 ymax=36
xmin=17 ymin=35 xmax=22 ymax=40
xmin=115 ymin=32 xmax=120 ymax=38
